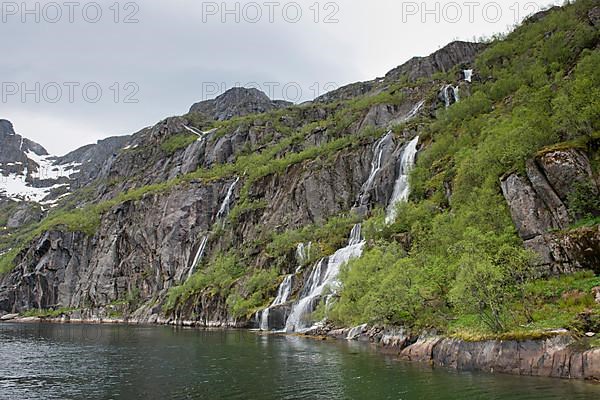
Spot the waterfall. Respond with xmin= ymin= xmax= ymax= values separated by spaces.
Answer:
xmin=257 ymin=274 xmax=294 ymax=330
xmin=216 ymin=177 xmax=240 ymax=222
xmin=187 ymin=235 xmax=208 ymax=279
xmin=402 ymin=100 xmax=426 ymax=123
xmin=284 ymin=224 xmax=365 ymax=333
xmin=295 ymin=242 xmax=312 ymax=272
xmin=442 ymin=85 xmax=460 ymax=108
xmin=463 ymin=69 xmax=473 ymax=83
xmin=363 ymin=133 xmax=389 ymax=192
xmin=385 ymin=136 xmax=419 ymax=224
xmin=356 ymin=132 xmax=393 ymax=208
xmin=183 ymin=125 xmax=203 ymax=139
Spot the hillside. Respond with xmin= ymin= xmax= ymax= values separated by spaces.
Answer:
xmin=0 ymin=0 xmax=598 ymax=356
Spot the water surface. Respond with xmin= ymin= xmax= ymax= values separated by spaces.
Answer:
xmin=0 ymin=322 xmax=598 ymax=399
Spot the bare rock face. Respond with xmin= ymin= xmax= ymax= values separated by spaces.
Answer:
xmin=0 ymin=119 xmax=48 ymax=176
xmin=0 ymin=127 xmax=410 ymax=323
xmin=189 ymin=88 xmax=292 ymax=120
xmin=536 ymin=149 xmax=596 ymax=203
xmin=6 ymin=203 xmax=43 ymax=229
xmin=53 ymin=135 xmax=131 ymax=189
xmin=500 ymin=174 xmax=559 ymax=240
xmin=501 ymin=148 xmax=599 ymax=274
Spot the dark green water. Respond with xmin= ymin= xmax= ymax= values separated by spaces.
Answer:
xmin=0 ymin=323 xmax=599 ymax=400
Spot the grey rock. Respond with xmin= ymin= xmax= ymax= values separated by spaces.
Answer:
xmin=500 ymin=174 xmax=557 ymax=240
xmin=537 ymin=149 xmax=596 ymax=203
xmin=593 ymin=287 xmax=600 ymax=304
xmin=525 ymin=159 xmax=570 ymax=229
xmin=189 ymin=87 xmax=292 ymax=120
xmin=6 ymin=203 xmax=43 ymax=229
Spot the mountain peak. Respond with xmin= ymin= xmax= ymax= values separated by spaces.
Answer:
xmin=189 ymin=87 xmax=292 ymax=120
xmin=0 ymin=119 xmax=16 ymax=136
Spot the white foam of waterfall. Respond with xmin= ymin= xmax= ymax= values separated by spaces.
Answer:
xmin=363 ymin=132 xmax=389 ymax=193
xmin=216 ymin=177 xmax=240 ymax=221
xmin=295 ymin=242 xmax=312 ymax=272
xmin=442 ymin=85 xmax=460 ymax=108
xmin=187 ymin=235 xmax=208 ymax=279
xmin=284 ymin=224 xmax=365 ymax=333
xmin=464 ymin=69 xmax=473 ymax=83
xmin=183 ymin=125 xmax=204 ymax=140
xmin=385 ymin=136 xmax=419 ymax=224
xmin=402 ymin=100 xmax=426 ymax=122
xmin=258 ymin=274 xmax=294 ymax=330
xmin=346 ymin=323 xmax=369 ymax=340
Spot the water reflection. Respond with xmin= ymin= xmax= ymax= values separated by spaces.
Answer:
xmin=0 ymin=323 xmax=598 ymax=400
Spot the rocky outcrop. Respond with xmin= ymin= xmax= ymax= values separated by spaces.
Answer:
xmin=385 ymin=41 xmax=486 ymax=83
xmin=6 ymin=203 xmax=43 ymax=229
xmin=501 ymin=148 xmax=599 ymax=274
xmin=0 ymin=119 xmax=48 ymax=177
xmin=313 ymin=325 xmax=600 ymax=381
xmin=54 ymin=135 xmax=131 ymax=189
xmin=403 ymin=335 xmax=600 ymax=380
xmin=316 ymin=41 xmax=485 ymax=103
xmin=189 ymin=87 xmax=292 ymax=120
xmin=0 ymin=119 xmax=48 ymax=163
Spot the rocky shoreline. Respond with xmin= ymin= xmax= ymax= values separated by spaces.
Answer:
xmin=2 ymin=313 xmax=598 ymax=382
xmin=315 ymin=325 xmax=600 ymax=382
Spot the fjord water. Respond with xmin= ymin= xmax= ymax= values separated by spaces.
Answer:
xmin=1 ymin=323 xmax=599 ymax=400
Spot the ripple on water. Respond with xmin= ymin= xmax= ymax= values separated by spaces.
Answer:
xmin=0 ymin=323 xmax=599 ymax=400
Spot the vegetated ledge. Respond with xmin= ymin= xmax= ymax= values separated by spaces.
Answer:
xmin=305 ymin=325 xmax=600 ymax=381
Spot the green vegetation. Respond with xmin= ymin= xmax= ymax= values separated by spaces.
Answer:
xmin=0 ymin=248 xmax=20 ymax=275
xmin=1 ymin=1 xmax=598 ymax=342
xmin=325 ymin=0 xmax=600 ymax=338
xmin=164 ymin=253 xmax=245 ymax=313
xmin=161 ymin=133 xmax=198 ymax=155
xmin=21 ymin=307 xmax=77 ymax=318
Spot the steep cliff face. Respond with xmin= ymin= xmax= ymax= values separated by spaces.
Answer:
xmin=0 ymin=128 xmax=411 ymax=322
xmin=0 ymin=2 xmax=597 ymax=342
xmin=501 ymin=148 xmax=600 ymax=274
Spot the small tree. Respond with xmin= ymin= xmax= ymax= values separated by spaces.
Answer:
xmin=567 ymin=180 xmax=600 ymax=220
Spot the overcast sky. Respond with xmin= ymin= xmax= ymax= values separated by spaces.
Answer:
xmin=1 ymin=0 xmax=563 ymax=155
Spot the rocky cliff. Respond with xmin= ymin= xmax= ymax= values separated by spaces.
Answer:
xmin=189 ymin=87 xmax=292 ymax=120
xmin=501 ymin=147 xmax=600 ymax=275
xmin=0 ymin=1 xmax=598 ymax=382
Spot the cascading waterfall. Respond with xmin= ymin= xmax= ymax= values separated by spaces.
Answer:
xmin=257 ymin=111 xmax=421 ymax=332
xmin=385 ymin=136 xmax=419 ymax=224
xmin=183 ymin=125 xmax=204 ymax=140
xmin=257 ymin=242 xmax=311 ymax=330
xmin=463 ymin=69 xmax=473 ymax=83
xmin=257 ymin=274 xmax=294 ymax=330
xmin=284 ymin=224 xmax=365 ymax=333
xmin=401 ymin=100 xmax=426 ymax=123
xmin=355 ymin=132 xmax=393 ymax=208
xmin=363 ymin=132 xmax=390 ymax=193
xmin=295 ymin=242 xmax=312 ymax=272
xmin=216 ymin=177 xmax=240 ymax=222
xmin=442 ymin=84 xmax=460 ymax=108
